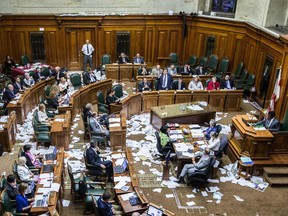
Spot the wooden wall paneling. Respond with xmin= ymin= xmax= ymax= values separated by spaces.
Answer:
xmin=130 ymin=30 xmax=144 ymax=59
xmin=145 ymin=28 xmax=155 ymax=65
xmin=1 ymin=29 xmax=14 ymax=61
xmin=169 ymin=29 xmax=182 ymax=59
xmin=102 ymin=30 xmax=117 ymax=62
xmin=195 ymin=32 xmax=206 ymax=57
xmin=157 ymin=30 xmax=169 ymax=58
xmin=16 ymin=30 xmax=29 ymax=60
xmin=254 ymin=49 xmax=266 ymax=93
xmin=45 ymin=30 xmax=59 ymax=66
xmin=65 ymin=29 xmax=79 ymax=70
xmin=158 ymin=90 xmax=175 ymax=106
xmin=231 ymin=35 xmax=245 ymax=73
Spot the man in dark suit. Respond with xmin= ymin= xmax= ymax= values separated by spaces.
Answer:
xmin=83 ymin=69 xmax=97 ymax=85
xmin=106 ymin=89 xmax=119 ymax=107
xmin=158 ymin=68 xmax=173 ymax=90
xmin=23 ymin=73 xmax=35 ymax=88
xmin=5 ymin=175 xmax=18 ymax=200
xmin=255 ymin=111 xmax=281 ymax=132
xmin=220 ymin=75 xmax=235 ymax=89
xmin=89 ymin=113 xmax=110 ymax=139
xmin=13 ymin=77 xmax=24 ymax=93
xmin=52 ymin=66 xmax=65 ymax=84
xmin=133 ymin=53 xmax=144 ymax=64
xmin=175 ymin=148 xmax=211 ymax=184
xmin=138 ymin=78 xmax=151 ymax=92
xmin=97 ymin=191 xmax=123 ymax=216
xmin=118 ymin=52 xmax=130 ymax=64
xmin=86 ymin=141 xmax=113 ymax=182
xmin=3 ymin=84 xmax=18 ymax=104
xmin=33 ymin=67 xmax=45 ymax=83
xmin=180 ymin=63 xmax=191 ymax=74
xmin=172 ymin=77 xmax=185 ymax=90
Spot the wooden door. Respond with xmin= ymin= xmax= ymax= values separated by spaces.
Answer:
xmin=65 ymin=28 xmax=95 ymax=70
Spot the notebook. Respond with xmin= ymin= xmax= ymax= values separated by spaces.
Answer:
xmin=147 ymin=205 xmax=163 ymax=216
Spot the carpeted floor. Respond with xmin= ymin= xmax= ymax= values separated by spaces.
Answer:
xmin=1 ymin=81 xmax=288 ymax=216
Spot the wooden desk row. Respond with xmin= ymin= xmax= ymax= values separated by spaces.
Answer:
xmin=51 ymin=111 xmax=71 ymax=150
xmin=58 ymin=79 xmax=112 ymax=120
xmin=109 ymin=114 xmax=127 ymax=150
xmin=7 ymin=78 xmax=55 ymax=124
xmin=0 ymin=112 xmax=17 ymax=152
xmin=106 ymin=63 xmax=140 ymax=81
xmin=136 ymin=74 xmax=214 ymax=90
xmin=30 ymin=147 xmax=64 ymax=215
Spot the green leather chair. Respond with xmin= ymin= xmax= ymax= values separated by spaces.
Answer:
xmin=188 ymin=55 xmax=197 ymax=67
xmin=32 ymin=111 xmax=51 ymax=144
xmin=96 ymin=90 xmax=108 ymax=114
xmin=234 ymin=68 xmax=248 ymax=84
xmin=236 ymin=73 xmax=255 ymax=91
xmin=70 ymin=73 xmax=82 ymax=89
xmin=214 ymin=56 xmax=229 ymax=79
xmin=169 ymin=52 xmax=179 ymax=68
xmin=41 ymin=67 xmax=50 ymax=78
xmin=101 ymin=54 xmax=111 ymax=71
xmin=205 ymin=54 xmax=219 ymax=74
xmin=87 ymin=118 xmax=108 ymax=148
xmin=112 ymin=84 xmax=123 ymax=98
xmin=154 ymin=79 xmax=159 ymax=91
xmin=44 ymin=85 xmax=51 ymax=98
xmin=233 ymin=62 xmax=244 ymax=79
xmin=21 ymin=54 xmax=29 ymax=66
xmin=67 ymin=164 xmax=83 ymax=203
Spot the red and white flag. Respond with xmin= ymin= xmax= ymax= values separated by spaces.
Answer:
xmin=268 ymin=67 xmax=281 ymax=112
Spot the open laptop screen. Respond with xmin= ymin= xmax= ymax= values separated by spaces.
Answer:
xmin=147 ymin=205 xmax=163 ymax=216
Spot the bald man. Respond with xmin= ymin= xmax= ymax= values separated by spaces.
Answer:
xmin=82 ymin=39 xmax=95 ymax=71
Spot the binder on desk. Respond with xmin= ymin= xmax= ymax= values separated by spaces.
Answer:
xmin=240 ymin=156 xmax=254 ymax=165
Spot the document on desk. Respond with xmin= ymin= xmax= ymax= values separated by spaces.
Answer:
xmin=189 ymin=124 xmax=201 ymax=129
xmin=54 ymin=118 xmax=65 ymax=122
xmin=169 ymin=130 xmax=182 ymax=135
xmin=187 ymin=105 xmax=204 ymax=111
xmin=120 ymin=192 xmax=136 ymax=201
xmin=37 ymin=187 xmax=51 ymax=194
xmin=109 ymin=118 xmax=121 ymax=123
xmin=170 ymin=134 xmax=184 ymax=139
xmin=51 ymin=183 xmax=61 ymax=192
xmin=114 ymin=180 xmax=127 ymax=190
xmin=114 ymin=176 xmax=131 ymax=183
xmin=174 ymin=143 xmax=191 ymax=152
xmin=109 ymin=123 xmax=121 ymax=128
xmin=111 ymin=153 xmax=125 ymax=159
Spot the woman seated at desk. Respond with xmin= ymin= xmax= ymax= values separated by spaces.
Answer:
xmin=188 ymin=76 xmax=204 ymax=90
xmin=17 ymin=157 xmax=37 ymax=196
xmin=47 ymin=91 xmax=63 ymax=110
xmin=204 ymin=132 xmax=220 ymax=155
xmin=106 ymin=89 xmax=120 ymax=107
xmin=38 ymin=104 xmax=52 ymax=124
xmin=16 ymin=183 xmax=35 ymax=214
xmin=203 ymin=119 xmax=217 ymax=140
xmin=21 ymin=144 xmax=42 ymax=168
xmin=58 ymin=77 xmax=71 ymax=95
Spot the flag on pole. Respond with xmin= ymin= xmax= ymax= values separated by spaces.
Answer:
xmin=268 ymin=67 xmax=281 ymax=112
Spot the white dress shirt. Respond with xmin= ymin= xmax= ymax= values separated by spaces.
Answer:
xmin=82 ymin=43 xmax=95 ymax=56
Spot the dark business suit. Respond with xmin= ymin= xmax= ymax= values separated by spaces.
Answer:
xmin=52 ymin=71 xmax=65 ymax=83
xmin=86 ymin=147 xmax=113 ymax=177
xmin=33 ymin=72 xmax=43 ymax=83
xmin=180 ymin=66 xmax=191 ymax=74
xmin=2 ymin=89 xmax=16 ymax=103
xmin=138 ymin=81 xmax=151 ymax=92
xmin=158 ymin=73 xmax=173 ymax=90
xmin=83 ymin=72 xmax=97 ymax=85
xmin=47 ymin=98 xmax=59 ymax=109
xmin=106 ymin=95 xmax=118 ymax=106
xmin=5 ymin=183 xmax=18 ymax=200
xmin=256 ymin=118 xmax=281 ymax=132
xmin=97 ymin=197 xmax=113 ymax=216
xmin=118 ymin=56 xmax=130 ymax=64
xmin=13 ymin=82 xmax=24 ymax=93
xmin=220 ymin=79 xmax=234 ymax=89
xmin=172 ymin=81 xmax=185 ymax=90
xmin=133 ymin=56 xmax=144 ymax=64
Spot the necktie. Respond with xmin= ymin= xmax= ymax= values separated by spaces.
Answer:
xmin=268 ymin=118 xmax=274 ymax=128
xmin=226 ymin=80 xmax=231 ymax=89
xmin=86 ymin=44 xmax=89 ymax=55
xmin=123 ymin=57 xmax=125 ymax=63
xmin=163 ymin=75 xmax=167 ymax=88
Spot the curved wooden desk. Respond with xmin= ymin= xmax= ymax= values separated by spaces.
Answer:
xmin=7 ymin=78 xmax=55 ymax=124
xmin=58 ymin=79 xmax=112 ymax=120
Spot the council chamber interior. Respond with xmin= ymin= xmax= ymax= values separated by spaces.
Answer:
xmin=0 ymin=0 xmax=288 ymax=216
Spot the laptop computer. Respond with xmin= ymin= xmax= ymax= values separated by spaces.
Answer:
xmin=114 ymin=159 xmax=128 ymax=174
xmin=147 ymin=205 xmax=163 ymax=216
xmin=45 ymin=147 xmax=57 ymax=161
xmin=42 ymin=164 xmax=54 ymax=173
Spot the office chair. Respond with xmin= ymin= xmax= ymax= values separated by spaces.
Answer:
xmin=155 ymin=131 xmax=174 ymax=160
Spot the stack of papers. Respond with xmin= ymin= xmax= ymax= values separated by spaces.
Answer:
xmin=109 ymin=123 xmax=121 ymax=127
xmin=187 ymin=105 xmax=204 ymax=111
xmin=170 ymin=134 xmax=184 ymax=139
xmin=109 ymin=118 xmax=120 ymax=123
xmin=169 ymin=130 xmax=182 ymax=135
xmin=189 ymin=124 xmax=201 ymax=129
xmin=190 ymin=129 xmax=203 ymax=138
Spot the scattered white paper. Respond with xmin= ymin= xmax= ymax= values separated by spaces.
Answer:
xmin=186 ymin=201 xmax=196 ymax=206
xmin=153 ymin=188 xmax=162 ymax=193
xmin=62 ymin=199 xmax=70 ymax=207
xmin=186 ymin=194 xmax=195 ymax=198
xmin=165 ymin=194 xmax=174 ymax=198
xmin=234 ymin=195 xmax=244 ymax=202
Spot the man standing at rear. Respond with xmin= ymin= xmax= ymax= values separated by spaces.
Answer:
xmin=82 ymin=39 xmax=95 ymax=71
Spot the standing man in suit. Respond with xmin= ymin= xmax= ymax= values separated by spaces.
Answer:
xmin=175 ymin=148 xmax=211 ymax=184
xmin=220 ymin=75 xmax=235 ymax=89
xmin=255 ymin=111 xmax=281 ymax=132
xmin=133 ymin=53 xmax=144 ymax=64
xmin=86 ymin=141 xmax=113 ymax=182
xmin=83 ymin=68 xmax=97 ymax=85
xmin=138 ymin=78 xmax=151 ymax=92
xmin=172 ymin=77 xmax=185 ymax=90
xmin=3 ymin=84 xmax=18 ymax=104
xmin=118 ymin=52 xmax=130 ymax=64
xmin=158 ymin=68 xmax=173 ymax=90
xmin=82 ymin=39 xmax=95 ymax=71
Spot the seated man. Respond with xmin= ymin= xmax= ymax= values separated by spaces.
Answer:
xmin=83 ymin=103 xmax=94 ymax=122
xmin=86 ymin=141 xmax=113 ymax=182
xmin=172 ymin=77 xmax=185 ymax=90
xmin=255 ymin=111 xmax=280 ymax=132
xmin=23 ymin=73 xmax=35 ymax=88
xmin=133 ymin=53 xmax=144 ymax=64
xmin=150 ymin=64 xmax=163 ymax=78
xmin=137 ymin=64 xmax=150 ymax=76
xmin=83 ymin=68 xmax=97 ymax=85
xmin=168 ymin=64 xmax=177 ymax=75
xmin=180 ymin=63 xmax=191 ymax=74
xmin=118 ymin=52 xmax=129 ymax=64
xmin=220 ymin=75 xmax=235 ymax=90
xmin=33 ymin=67 xmax=45 ymax=83
xmin=89 ymin=113 xmax=110 ymax=139
xmin=97 ymin=191 xmax=123 ymax=216
xmin=175 ymin=148 xmax=211 ymax=184
xmin=3 ymin=84 xmax=18 ymax=104
xmin=138 ymin=78 xmax=151 ymax=92
xmin=5 ymin=174 xmax=18 ymax=200
xmin=13 ymin=76 xmax=24 ymax=93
